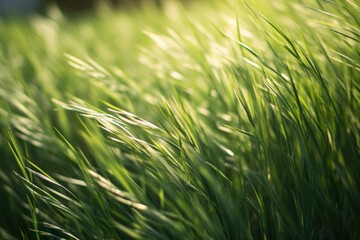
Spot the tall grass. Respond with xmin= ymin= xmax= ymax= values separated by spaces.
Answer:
xmin=0 ymin=0 xmax=359 ymax=239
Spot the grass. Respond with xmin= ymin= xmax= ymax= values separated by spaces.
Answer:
xmin=0 ymin=0 xmax=359 ymax=239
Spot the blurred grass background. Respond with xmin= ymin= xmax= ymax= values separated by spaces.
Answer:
xmin=0 ymin=0 xmax=359 ymax=239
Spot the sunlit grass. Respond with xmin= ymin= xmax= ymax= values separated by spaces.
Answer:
xmin=0 ymin=0 xmax=359 ymax=239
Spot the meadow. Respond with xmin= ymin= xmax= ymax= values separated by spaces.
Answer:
xmin=0 ymin=0 xmax=359 ymax=239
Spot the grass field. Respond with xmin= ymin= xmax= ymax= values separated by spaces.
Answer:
xmin=0 ymin=0 xmax=359 ymax=239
